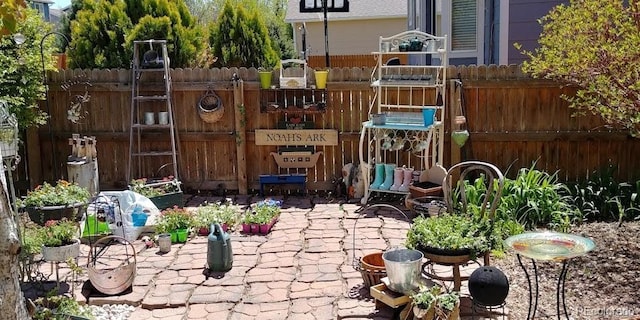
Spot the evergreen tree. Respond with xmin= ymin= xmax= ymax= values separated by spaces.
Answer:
xmin=210 ymin=0 xmax=278 ymax=68
xmin=69 ymin=0 xmax=132 ymax=68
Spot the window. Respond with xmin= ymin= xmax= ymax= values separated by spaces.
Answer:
xmin=439 ymin=0 xmax=484 ymax=64
xmin=451 ymin=0 xmax=477 ymax=51
xmin=32 ymin=2 xmax=45 ymax=15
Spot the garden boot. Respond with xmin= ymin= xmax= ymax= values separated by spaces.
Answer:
xmin=398 ymin=167 xmax=414 ymax=192
xmin=369 ymin=163 xmax=385 ymax=189
xmin=390 ymin=166 xmax=404 ymax=191
xmin=379 ymin=164 xmax=397 ymax=190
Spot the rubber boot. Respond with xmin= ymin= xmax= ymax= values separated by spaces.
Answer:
xmin=389 ymin=166 xmax=404 ymax=191
xmin=378 ymin=164 xmax=397 ymax=190
xmin=398 ymin=167 xmax=414 ymax=192
xmin=369 ymin=163 xmax=385 ymax=190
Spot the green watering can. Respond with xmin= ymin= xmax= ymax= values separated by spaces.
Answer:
xmin=206 ymin=223 xmax=233 ymax=274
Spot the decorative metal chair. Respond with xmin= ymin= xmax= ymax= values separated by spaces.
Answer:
xmin=422 ymin=161 xmax=504 ymax=291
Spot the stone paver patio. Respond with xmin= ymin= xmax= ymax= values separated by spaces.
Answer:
xmin=22 ymin=195 xmax=504 ymax=319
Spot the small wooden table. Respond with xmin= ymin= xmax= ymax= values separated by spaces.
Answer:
xmin=370 ymin=283 xmax=413 ymax=319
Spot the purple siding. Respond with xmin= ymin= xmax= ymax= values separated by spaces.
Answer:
xmin=508 ymin=0 xmax=568 ymax=64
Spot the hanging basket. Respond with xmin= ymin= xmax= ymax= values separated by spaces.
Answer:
xmin=87 ymin=235 xmax=137 ymax=295
xmin=197 ymin=89 xmax=224 ymax=123
xmin=357 ymin=252 xmax=387 ymax=287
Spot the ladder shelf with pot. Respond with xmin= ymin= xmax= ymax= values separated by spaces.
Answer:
xmin=127 ymin=39 xmax=179 ymax=184
xmin=359 ymin=30 xmax=447 ymax=205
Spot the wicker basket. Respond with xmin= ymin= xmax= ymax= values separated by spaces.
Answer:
xmin=358 ymin=252 xmax=387 ymax=287
xmin=198 ymin=89 xmax=224 ymax=123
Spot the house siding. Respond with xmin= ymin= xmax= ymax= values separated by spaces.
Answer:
xmin=508 ymin=0 xmax=568 ymax=64
xmin=294 ymin=18 xmax=407 ymax=56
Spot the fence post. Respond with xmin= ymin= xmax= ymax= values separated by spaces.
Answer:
xmin=233 ymin=78 xmax=248 ymax=195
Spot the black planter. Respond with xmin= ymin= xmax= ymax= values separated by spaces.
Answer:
xmin=418 ymin=244 xmax=471 ymax=257
xmin=25 ymin=203 xmax=86 ymax=225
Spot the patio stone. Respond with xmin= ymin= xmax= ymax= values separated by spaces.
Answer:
xmin=21 ymin=195 xmax=504 ymax=319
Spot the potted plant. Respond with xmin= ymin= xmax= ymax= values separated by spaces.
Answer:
xmin=156 ymin=206 xmax=193 ymax=243
xmin=251 ymin=199 xmax=281 ymax=234
xmin=19 ymin=180 xmax=91 ymax=225
xmin=129 ymin=176 xmax=183 ymax=210
xmin=39 ymin=218 xmax=81 ymax=262
xmin=411 ymin=285 xmax=460 ymax=320
xmin=194 ymin=201 xmax=239 ymax=235
xmin=31 ymin=293 xmax=93 ymax=320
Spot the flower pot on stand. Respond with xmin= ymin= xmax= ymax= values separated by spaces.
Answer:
xmin=259 ymin=71 xmax=273 ymax=89
xmin=42 ymin=239 xmax=81 ymax=262
xmin=26 ymin=203 xmax=86 ymax=226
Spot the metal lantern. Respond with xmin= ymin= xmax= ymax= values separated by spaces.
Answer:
xmin=468 ymin=266 xmax=510 ymax=307
xmin=0 ymin=101 xmax=19 ymax=159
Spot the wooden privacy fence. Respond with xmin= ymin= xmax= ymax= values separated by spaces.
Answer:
xmin=18 ymin=65 xmax=640 ymax=195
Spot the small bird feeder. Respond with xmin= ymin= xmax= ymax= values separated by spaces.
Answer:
xmin=0 ymin=101 xmax=19 ymax=159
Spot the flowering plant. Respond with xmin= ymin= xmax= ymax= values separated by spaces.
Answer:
xmin=130 ymin=176 xmax=181 ymax=198
xmin=195 ymin=201 xmax=239 ymax=229
xmin=156 ymin=206 xmax=194 ymax=233
xmin=40 ymin=219 xmax=79 ymax=247
xmin=242 ymin=200 xmax=281 ymax=224
xmin=19 ymin=180 xmax=91 ymax=208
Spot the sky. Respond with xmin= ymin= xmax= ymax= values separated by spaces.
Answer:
xmin=51 ymin=0 xmax=71 ymax=9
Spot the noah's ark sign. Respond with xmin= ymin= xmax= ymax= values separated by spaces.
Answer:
xmin=255 ymin=129 xmax=338 ymax=146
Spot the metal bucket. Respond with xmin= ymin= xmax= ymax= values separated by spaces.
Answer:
xmin=382 ymin=248 xmax=423 ymax=294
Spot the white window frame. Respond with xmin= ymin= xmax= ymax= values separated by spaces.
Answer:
xmin=440 ymin=0 xmax=485 ymax=64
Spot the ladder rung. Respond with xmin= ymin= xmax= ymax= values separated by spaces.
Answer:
xmin=132 ymin=151 xmax=175 ymax=157
xmin=132 ymin=124 xmax=172 ymax=129
xmin=134 ymin=95 xmax=168 ymax=101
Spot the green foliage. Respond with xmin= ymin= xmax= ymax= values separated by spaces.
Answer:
xmin=19 ymin=180 xmax=91 ymax=208
xmin=499 ymin=165 xmax=581 ymax=231
xmin=68 ymin=0 xmax=132 ymax=68
xmin=242 ymin=200 xmax=280 ymax=224
xmin=410 ymin=285 xmax=459 ymax=314
xmin=195 ymin=201 xmax=239 ymax=228
xmin=129 ymin=177 xmax=181 ymax=198
xmin=210 ymin=0 xmax=279 ymax=68
xmin=563 ymin=165 xmax=640 ymax=222
xmin=67 ymin=0 xmax=210 ymax=68
xmin=406 ymin=214 xmax=495 ymax=258
xmin=32 ymin=291 xmax=94 ymax=320
xmin=519 ymin=0 xmax=640 ymax=136
xmin=40 ymin=218 xmax=78 ymax=247
xmin=156 ymin=206 xmax=194 ymax=233
xmin=0 ymin=7 xmax=55 ymax=128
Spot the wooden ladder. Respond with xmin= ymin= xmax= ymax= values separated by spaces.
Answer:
xmin=127 ymin=39 xmax=179 ymax=183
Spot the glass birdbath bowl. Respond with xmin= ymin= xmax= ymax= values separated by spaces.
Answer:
xmin=505 ymin=231 xmax=596 ymax=261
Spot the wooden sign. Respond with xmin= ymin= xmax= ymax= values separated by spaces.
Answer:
xmin=277 ymin=120 xmax=315 ymax=129
xmin=255 ymin=129 xmax=338 ymax=146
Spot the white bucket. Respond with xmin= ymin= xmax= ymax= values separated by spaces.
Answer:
xmin=382 ymin=248 xmax=423 ymax=294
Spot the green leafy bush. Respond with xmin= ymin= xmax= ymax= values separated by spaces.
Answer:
xmin=19 ymin=180 xmax=91 ymax=208
xmin=499 ymin=165 xmax=581 ymax=231
xmin=195 ymin=202 xmax=240 ymax=229
xmin=40 ymin=218 xmax=78 ymax=247
xmin=563 ymin=165 xmax=640 ymax=222
xmin=156 ymin=206 xmax=194 ymax=233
